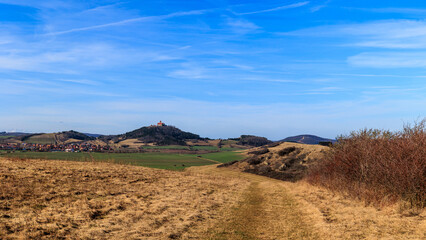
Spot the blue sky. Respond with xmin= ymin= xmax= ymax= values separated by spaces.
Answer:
xmin=1 ymin=0 xmax=426 ymax=139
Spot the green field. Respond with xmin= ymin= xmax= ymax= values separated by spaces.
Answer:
xmin=220 ymin=147 xmax=245 ymax=151
xmin=190 ymin=145 xmax=219 ymax=151
xmin=1 ymin=151 xmax=245 ymax=170
xmin=141 ymin=145 xmax=190 ymax=150
xmin=198 ymin=151 xmax=246 ymax=163
xmin=141 ymin=145 xmax=243 ymax=152
xmin=221 ymin=140 xmax=238 ymax=145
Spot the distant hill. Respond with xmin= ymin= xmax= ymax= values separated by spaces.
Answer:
xmin=57 ymin=130 xmax=96 ymax=142
xmin=105 ymin=125 xmax=204 ymax=146
xmin=0 ymin=132 xmax=30 ymax=137
xmin=236 ymin=135 xmax=273 ymax=147
xmin=82 ymin=133 xmax=102 ymax=138
xmin=20 ymin=130 xmax=95 ymax=144
xmin=281 ymin=134 xmax=336 ymax=145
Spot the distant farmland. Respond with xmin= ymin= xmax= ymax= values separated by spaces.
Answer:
xmin=141 ymin=145 xmax=243 ymax=151
xmin=2 ymin=151 xmax=245 ymax=170
xmin=23 ymin=134 xmax=56 ymax=144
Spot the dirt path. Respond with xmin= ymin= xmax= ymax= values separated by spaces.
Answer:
xmin=185 ymin=165 xmax=321 ymax=239
xmin=185 ymin=165 xmax=425 ymax=240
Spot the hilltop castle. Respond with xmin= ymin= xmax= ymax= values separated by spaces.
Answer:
xmin=149 ymin=121 xmax=166 ymax=127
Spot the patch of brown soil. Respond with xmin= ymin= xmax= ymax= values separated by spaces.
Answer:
xmin=0 ymin=158 xmax=246 ymax=239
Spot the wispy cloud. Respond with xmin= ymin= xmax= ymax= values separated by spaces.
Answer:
xmin=348 ymin=7 xmax=426 ymax=15
xmin=1 ymin=78 xmax=121 ymax=97
xmin=305 ymin=86 xmax=344 ymax=95
xmin=330 ymin=73 xmax=426 ymax=78
xmin=168 ymin=64 xmax=208 ymax=79
xmin=285 ymin=20 xmax=426 ymax=49
xmin=226 ymin=18 xmax=260 ymax=34
xmin=239 ymin=77 xmax=299 ymax=83
xmin=0 ymin=0 xmax=72 ymax=9
xmin=237 ymin=1 xmax=310 ymax=15
xmin=58 ymin=79 xmax=99 ymax=85
xmin=310 ymin=0 xmax=331 ymax=12
xmin=0 ymin=42 xmax=178 ymax=73
xmin=82 ymin=3 xmax=125 ymax=13
xmin=45 ymin=9 xmax=209 ymax=36
xmin=348 ymin=52 xmax=426 ymax=68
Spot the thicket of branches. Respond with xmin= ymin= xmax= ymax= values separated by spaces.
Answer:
xmin=307 ymin=120 xmax=426 ymax=208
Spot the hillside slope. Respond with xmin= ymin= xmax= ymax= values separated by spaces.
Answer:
xmin=223 ymin=142 xmax=329 ymax=181
xmin=20 ymin=131 xmax=95 ymax=144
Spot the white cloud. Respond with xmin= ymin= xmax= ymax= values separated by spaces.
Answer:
xmin=305 ymin=86 xmax=344 ymax=94
xmin=310 ymin=0 xmax=331 ymax=12
xmin=238 ymin=1 xmax=310 ymax=15
xmin=0 ymin=78 xmax=121 ymax=97
xmin=0 ymin=0 xmax=72 ymax=9
xmin=58 ymin=79 xmax=99 ymax=85
xmin=226 ymin=18 xmax=260 ymax=33
xmin=330 ymin=73 xmax=426 ymax=78
xmin=349 ymin=7 xmax=426 ymax=15
xmin=44 ymin=9 xmax=208 ymax=36
xmin=168 ymin=64 xmax=207 ymax=79
xmin=0 ymin=42 xmax=178 ymax=73
xmin=348 ymin=52 xmax=426 ymax=68
xmin=285 ymin=20 xmax=426 ymax=49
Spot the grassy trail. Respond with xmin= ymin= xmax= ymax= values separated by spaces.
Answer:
xmin=185 ymin=165 xmax=320 ymax=239
xmin=186 ymin=165 xmax=425 ymax=240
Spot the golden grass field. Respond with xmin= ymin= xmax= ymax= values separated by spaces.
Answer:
xmin=1 ymin=157 xmax=425 ymax=239
xmin=0 ymin=158 xmax=247 ymax=239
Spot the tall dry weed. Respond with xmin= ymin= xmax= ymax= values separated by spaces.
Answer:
xmin=307 ymin=120 xmax=426 ymax=209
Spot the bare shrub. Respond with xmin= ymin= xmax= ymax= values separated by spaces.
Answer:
xmin=246 ymin=157 xmax=264 ymax=165
xmin=278 ymin=147 xmax=298 ymax=156
xmin=307 ymin=120 xmax=426 ymax=209
xmin=217 ymin=160 xmax=238 ymax=168
xmin=248 ymin=147 xmax=269 ymax=155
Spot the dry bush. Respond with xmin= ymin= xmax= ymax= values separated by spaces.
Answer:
xmin=307 ymin=120 xmax=426 ymax=209
xmin=278 ymin=146 xmax=298 ymax=156
xmin=248 ymin=147 xmax=269 ymax=155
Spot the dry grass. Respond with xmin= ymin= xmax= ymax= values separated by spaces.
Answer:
xmin=2 ymin=156 xmax=424 ymax=239
xmin=194 ymin=165 xmax=425 ymax=240
xmin=186 ymin=165 xmax=320 ymax=240
xmin=283 ymin=180 xmax=426 ymax=239
xmin=0 ymin=158 xmax=245 ymax=239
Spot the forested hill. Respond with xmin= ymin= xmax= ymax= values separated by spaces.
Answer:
xmin=122 ymin=125 xmax=203 ymax=145
xmin=281 ymin=134 xmax=335 ymax=145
